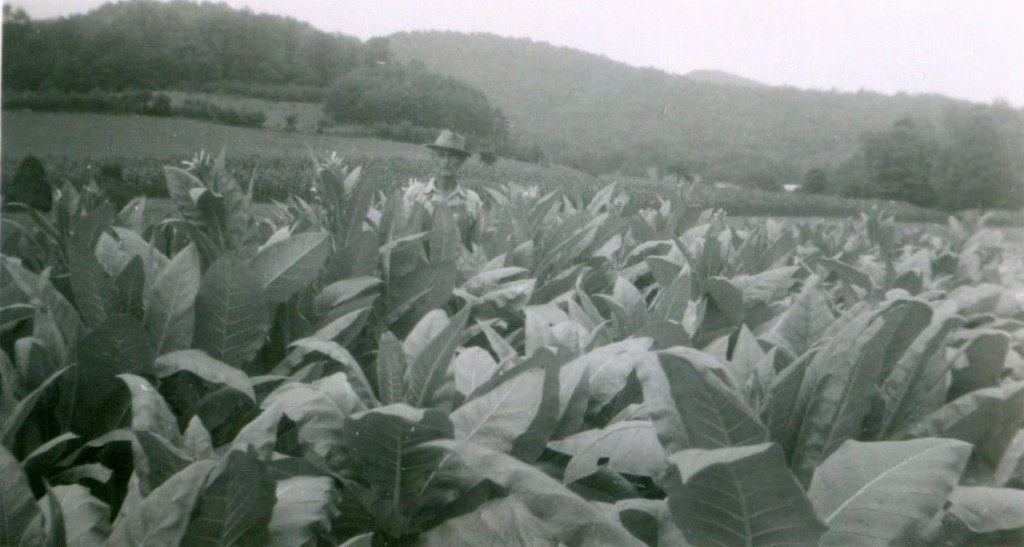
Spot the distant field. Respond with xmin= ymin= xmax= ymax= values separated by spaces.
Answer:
xmin=4 ymin=111 xmax=1015 ymax=225
xmin=2 ymin=111 xmax=427 ymax=160
xmin=1 ymin=111 xmax=601 ymax=202
xmin=159 ymin=91 xmax=326 ymax=131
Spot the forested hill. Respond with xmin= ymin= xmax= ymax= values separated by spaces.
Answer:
xmin=387 ymin=31 xmax=980 ymax=176
xmin=684 ymin=70 xmax=768 ymax=88
xmin=2 ymin=1 xmax=378 ymax=91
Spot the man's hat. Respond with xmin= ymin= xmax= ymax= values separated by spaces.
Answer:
xmin=426 ymin=130 xmax=471 ymax=159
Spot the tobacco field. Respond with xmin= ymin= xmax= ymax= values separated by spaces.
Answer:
xmin=1 ymin=152 xmax=1023 ymax=546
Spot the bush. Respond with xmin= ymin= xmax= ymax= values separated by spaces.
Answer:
xmin=370 ymin=121 xmax=439 ymax=145
xmin=802 ymin=168 xmax=828 ymax=194
xmin=176 ymin=99 xmax=266 ymax=127
xmin=4 ymin=155 xmax=52 ymax=211
xmin=479 ymin=148 xmax=498 ymax=166
xmin=96 ymin=162 xmax=134 ymax=209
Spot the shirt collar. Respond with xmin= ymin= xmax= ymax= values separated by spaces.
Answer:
xmin=425 ymin=178 xmax=466 ymax=198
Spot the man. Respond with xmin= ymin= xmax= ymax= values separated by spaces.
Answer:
xmin=403 ymin=129 xmax=483 ymax=249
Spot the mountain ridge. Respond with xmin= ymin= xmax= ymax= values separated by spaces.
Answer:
xmin=684 ymin=69 xmax=769 ymax=88
xmin=386 ymin=30 xmax=982 ymax=179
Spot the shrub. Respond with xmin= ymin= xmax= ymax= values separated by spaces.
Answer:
xmin=176 ymin=99 xmax=266 ymax=128
xmin=96 ymin=161 xmax=134 ymax=209
xmin=4 ymin=155 xmax=52 ymax=211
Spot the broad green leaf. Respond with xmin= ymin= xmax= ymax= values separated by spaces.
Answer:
xmin=550 ymin=420 xmax=666 ymax=484
xmin=762 ymin=275 xmax=833 ymax=359
xmin=995 ymin=429 xmax=1024 ymax=487
xmin=760 ymin=349 xmax=815 ymax=449
xmin=289 ymin=339 xmax=378 ymax=407
xmin=663 ymin=443 xmax=827 ymax=547
xmin=808 ymin=438 xmax=971 ymax=545
xmin=402 ymin=309 xmax=450 ymax=364
xmin=652 ymin=270 xmax=690 ymax=322
xmin=877 ymin=300 xmax=933 ymax=380
xmin=51 ymin=484 xmax=109 ymax=547
xmin=68 ymin=205 xmax=116 ymax=328
xmin=118 ymin=374 xmax=182 ymax=445
xmin=476 ymin=320 xmax=518 ymax=364
xmin=107 ymin=459 xmax=217 ymax=546
xmin=145 ymin=244 xmax=200 ymax=355
xmin=725 ymin=325 xmax=766 ymax=391
xmin=234 ymin=373 xmax=362 ymax=465
xmin=639 ymin=347 xmax=766 ymax=453
xmin=182 ymin=449 xmax=276 ymax=547
xmin=894 ymin=381 xmax=1024 ymax=467
xmin=427 ymin=440 xmax=645 ymax=546
xmin=342 ymin=404 xmax=453 ymax=535
xmin=39 ymin=482 xmax=66 ymax=547
xmin=23 ymin=306 xmax=66 ymax=389
xmin=558 ymin=337 xmax=655 ymax=418
xmin=113 ymin=255 xmax=146 ymax=320
xmin=694 ymin=277 xmax=744 ymax=346
xmin=1 ymin=366 xmax=69 ymax=455
xmin=463 ymin=266 xmax=529 ymax=294
xmin=250 ymin=232 xmax=330 ymax=304
xmin=818 ymin=257 xmax=874 ymax=291
xmin=946 ymin=486 xmax=1024 ymax=534
xmin=267 ymin=476 xmax=338 ymax=547
xmin=451 ymin=363 xmax=546 ymax=453
xmin=614 ymin=499 xmax=689 ymax=547
xmin=193 ymin=253 xmax=270 ymax=368
xmin=68 ymin=314 xmax=154 ymax=437
xmin=163 ymin=166 xmax=204 ymax=221
xmin=404 ymin=306 xmax=470 ymax=408
xmin=789 ymin=304 xmax=908 ymax=485
xmin=0 ymin=445 xmax=40 ymax=545
xmin=339 ymin=533 xmax=374 ymax=547
xmin=95 ymin=228 xmax=170 ymax=297
xmin=869 ymin=314 xmax=960 ymax=439
xmin=731 ymin=266 xmax=799 ymax=306
xmin=1 ymin=256 xmax=82 ymax=345
xmin=452 ymin=347 xmax=498 ymax=397
xmin=132 ymin=430 xmax=192 ymax=496
xmin=949 ymin=330 xmax=1010 ymax=400
xmin=183 ymin=416 xmax=215 ymax=460
xmin=155 ymin=350 xmax=256 ymax=403
xmin=376 ymin=332 xmax=408 ymax=405
xmin=384 ymin=262 xmax=458 ymax=332
xmin=316 ymin=277 xmax=381 ymax=311
xmin=417 ymin=497 xmax=559 ymax=546
xmin=340 ymin=167 xmax=373 ymax=246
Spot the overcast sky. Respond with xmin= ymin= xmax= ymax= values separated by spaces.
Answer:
xmin=17 ymin=0 xmax=1024 ymax=106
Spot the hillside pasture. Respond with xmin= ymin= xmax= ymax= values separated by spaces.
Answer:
xmin=159 ymin=91 xmax=326 ymax=131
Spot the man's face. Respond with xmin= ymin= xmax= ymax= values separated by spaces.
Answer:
xmin=432 ymin=149 xmax=466 ymax=179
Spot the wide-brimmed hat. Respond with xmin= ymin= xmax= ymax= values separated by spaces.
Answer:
xmin=426 ymin=130 xmax=471 ymax=159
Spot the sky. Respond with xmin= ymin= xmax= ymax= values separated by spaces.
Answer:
xmin=16 ymin=0 xmax=1024 ymax=106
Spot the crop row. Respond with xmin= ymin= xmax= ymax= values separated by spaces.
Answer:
xmin=4 ymin=152 xmax=971 ymax=223
xmin=1 ymin=151 xmax=1021 ymax=545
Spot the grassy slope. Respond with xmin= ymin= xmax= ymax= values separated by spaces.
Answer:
xmin=1 ymin=111 xmax=422 ymax=160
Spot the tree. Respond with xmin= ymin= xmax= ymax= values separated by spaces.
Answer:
xmin=860 ymin=118 xmax=937 ymax=207
xmin=935 ymin=105 xmax=1024 ymax=211
xmin=664 ymin=160 xmax=692 ymax=183
xmin=4 ymin=155 xmax=52 ymax=211
xmin=802 ymin=168 xmax=828 ymax=194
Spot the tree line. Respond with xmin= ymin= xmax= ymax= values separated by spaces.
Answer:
xmin=826 ymin=103 xmax=1024 ymax=211
xmin=2 ymin=2 xmax=509 ymax=141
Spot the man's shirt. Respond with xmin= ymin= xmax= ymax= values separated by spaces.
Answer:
xmin=402 ymin=178 xmax=483 ymax=249
xmin=402 ymin=178 xmax=482 ymax=220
